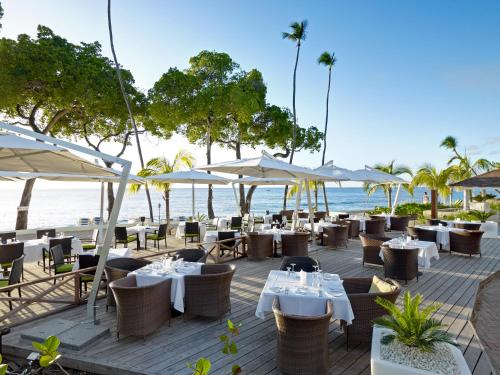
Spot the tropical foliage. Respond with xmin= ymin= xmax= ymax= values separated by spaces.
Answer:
xmin=374 ymin=291 xmax=455 ymax=352
xmin=466 ymin=210 xmax=497 ymax=222
xmin=32 ymin=335 xmax=68 ymax=374
xmin=287 ymin=179 xmax=322 ymax=210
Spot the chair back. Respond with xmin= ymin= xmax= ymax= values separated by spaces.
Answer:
xmin=323 ymin=225 xmax=349 ymax=248
xmin=365 ymin=219 xmax=386 ymax=236
xmin=281 ymin=233 xmax=309 ymax=257
xmin=338 ymin=213 xmax=349 ymax=220
xmin=218 ymin=231 xmax=236 ymax=247
xmin=106 ymin=257 xmax=151 ymax=272
xmin=0 ymin=242 xmax=24 ymax=265
xmin=273 ymin=298 xmax=332 ymax=375
xmin=8 ymin=255 xmax=24 ymax=285
xmin=91 ymin=229 xmax=99 ymax=243
xmin=49 ymin=245 xmax=65 ymax=267
xmin=454 ymin=223 xmax=481 ymax=230
xmin=359 ymin=233 xmax=389 ymax=248
xmin=49 ymin=237 xmax=72 ymax=257
xmin=272 ymin=214 xmax=284 ymax=224
xmin=280 ymin=210 xmax=294 ymax=221
xmin=114 ymin=226 xmax=129 ymax=241
xmin=185 ymin=221 xmax=199 ymax=235
xmin=174 ymin=248 xmax=207 ymax=263
xmin=449 ymin=230 xmax=484 ymax=255
xmin=346 ymin=219 xmax=360 ymax=237
xmin=246 ymin=233 xmax=274 ymax=260
xmin=37 ymin=229 xmax=56 ymax=239
xmin=156 ymin=223 xmax=167 ymax=238
xmin=381 ymin=245 xmax=418 ymax=282
xmin=415 ymin=227 xmax=437 ymax=242
xmin=390 ymin=216 xmax=410 ymax=231
xmin=78 ymin=254 xmax=100 ymax=270
xmin=314 ymin=211 xmax=327 ymax=220
xmin=230 ymin=216 xmax=242 ymax=229
xmin=0 ymin=232 xmax=16 ymax=243
xmin=279 ymin=256 xmax=320 ymax=272
xmin=297 ymin=212 xmax=309 ymax=219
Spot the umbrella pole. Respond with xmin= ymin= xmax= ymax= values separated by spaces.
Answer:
xmin=305 ymin=178 xmax=315 ymax=240
xmin=192 ymin=182 xmax=195 ymax=220
xmin=232 ymin=183 xmax=240 ymax=216
xmin=391 ymin=183 xmax=402 ymax=215
xmin=294 ymin=179 xmax=302 ymax=230
xmin=98 ymin=181 xmax=105 ymax=243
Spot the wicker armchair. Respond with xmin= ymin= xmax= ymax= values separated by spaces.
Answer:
xmin=453 ymin=223 xmax=481 ymax=231
xmin=314 ymin=211 xmax=327 ymax=220
xmin=390 ymin=216 xmax=410 ymax=232
xmin=280 ymin=210 xmax=295 ymax=222
xmin=279 ymin=256 xmax=320 ymax=272
xmin=346 ymin=219 xmax=360 ymax=238
xmin=359 ymin=233 xmax=390 ymax=266
xmin=246 ymin=233 xmax=274 ymax=260
xmin=273 ymin=298 xmax=332 ymax=375
xmin=281 ymin=233 xmax=309 ymax=257
xmin=449 ymin=230 xmax=483 ymax=257
xmin=341 ymin=277 xmax=401 ymax=348
xmin=414 ymin=227 xmax=437 ymax=243
xmin=381 ymin=245 xmax=419 ymax=284
xmin=184 ymin=264 xmax=235 ymax=319
xmin=173 ymin=248 xmax=208 ymax=263
xmin=323 ymin=225 xmax=349 ymax=249
xmin=297 ymin=212 xmax=309 ymax=219
xmin=110 ymin=275 xmax=172 ymax=339
xmin=104 ymin=257 xmax=151 ymax=310
xmin=338 ymin=213 xmax=349 ymax=220
xmin=365 ymin=219 xmax=386 ymax=237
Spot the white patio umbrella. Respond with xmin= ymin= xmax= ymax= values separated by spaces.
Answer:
xmin=197 ymin=151 xmax=331 ymax=237
xmin=145 ymin=170 xmax=229 ymax=220
xmin=313 ymin=161 xmax=357 ymax=181
xmin=232 ymin=177 xmax=298 ymax=186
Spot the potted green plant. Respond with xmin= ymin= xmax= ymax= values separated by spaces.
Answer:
xmin=468 ymin=210 xmax=496 ymax=223
xmin=370 ymin=291 xmax=471 ymax=375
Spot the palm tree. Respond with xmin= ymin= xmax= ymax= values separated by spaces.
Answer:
xmin=317 ymin=51 xmax=337 ymax=214
xmin=410 ymin=164 xmax=452 ymax=219
xmin=130 ymin=151 xmax=194 ymax=228
xmin=107 ymin=0 xmax=154 ymax=221
xmin=282 ymin=20 xmax=308 ymax=209
xmin=287 ymin=180 xmax=320 ymax=210
xmin=363 ymin=161 xmax=413 ymax=209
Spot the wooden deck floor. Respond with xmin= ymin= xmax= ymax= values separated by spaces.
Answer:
xmin=3 ymin=237 xmax=499 ymax=375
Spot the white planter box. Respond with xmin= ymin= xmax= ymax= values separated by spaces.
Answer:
xmin=371 ymin=327 xmax=471 ymax=375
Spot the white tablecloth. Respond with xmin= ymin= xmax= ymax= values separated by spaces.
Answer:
xmin=72 ymin=247 xmax=132 ymax=271
xmin=381 ymin=239 xmax=439 ymax=269
xmin=23 ymin=237 xmax=83 ymax=263
xmin=258 ymin=229 xmax=295 ymax=242
xmin=129 ymin=261 xmax=203 ymax=312
xmin=203 ymin=230 xmax=241 ymax=245
xmin=445 ymin=220 xmax=498 ymax=238
xmin=175 ymin=222 xmax=207 ymax=239
xmin=263 ymin=215 xmax=273 ymax=224
xmin=255 ymin=270 xmax=354 ymax=324
xmin=414 ymin=225 xmax=467 ymax=250
xmin=126 ymin=225 xmax=156 ymax=247
xmin=303 ymin=222 xmax=339 ymax=233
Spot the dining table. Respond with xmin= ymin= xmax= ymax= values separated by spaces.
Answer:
xmin=203 ymin=230 xmax=241 ymax=245
xmin=72 ymin=247 xmax=132 ymax=271
xmin=22 ymin=236 xmax=83 ymax=264
xmin=444 ymin=220 xmax=498 ymax=238
xmin=381 ymin=238 xmax=439 ymax=270
xmin=129 ymin=260 xmax=203 ymax=312
xmin=126 ymin=225 xmax=157 ymax=249
xmin=303 ymin=222 xmax=339 ymax=245
xmin=175 ymin=221 xmax=207 ymax=240
xmin=414 ymin=225 xmax=466 ymax=250
xmin=255 ymin=270 xmax=354 ymax=324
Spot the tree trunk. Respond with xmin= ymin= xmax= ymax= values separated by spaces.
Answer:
xmin=164 ymin=189 xmax=170 ymax=228
xmin=235 ymin=141 xmax=246 ymax=214
xmin=283 ymin=41 xmax=302 ymax=210
xmin=245 ymin=185 xmax=258 ymax=213
xmin=206 ymin=125 xmax=214 ymax=219
xmin=322 ymin=183 xmax=329 ymax=214
xmin=107 ymin=182 xmax=115 ymax=219
xmin=15 ymin=179 xmax=36 ymax=230
xmin=107 ymin=0 xmax=154 ymax=221
xmin=321 ymin=67 xmax=332 ymax=213
xmin=387 ymin=186 xmax=392 ymax=209
xmin=431 ymin=189 xmax=438 ymax=219
xmin=314 ymin=184 xmax=318 ymax=211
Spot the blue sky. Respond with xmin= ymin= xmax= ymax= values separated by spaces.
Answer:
xmin=1 ymin=0 xmax=499 ymax=180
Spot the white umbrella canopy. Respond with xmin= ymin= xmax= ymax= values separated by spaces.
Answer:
xmin=0 ymin=134 xmax=117 ymax=176
xmin=350 ymin=166 xmax=407 ymax=184
xmin=0 ymin=170 xmax=143 ymax=184
xmin=313 ymin=160 xmax=357 ymax=181
xmin=232 ymin=177 xmax=298 ymax=186
xmin=146 ymin=170 xmax=229 ymax=219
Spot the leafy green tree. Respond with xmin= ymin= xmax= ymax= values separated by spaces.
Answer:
xmin=130 ymin=151 xmax=194 ymax=228
xmin=282 ymin=20 xmax=308 ymax=209
xmin=363 ymin=161 xmax=413 ymax=209
xmin=317 ymin=51 xmax=337 ymax=213
xmin=411 ymin=164 xmax=452 ymax=219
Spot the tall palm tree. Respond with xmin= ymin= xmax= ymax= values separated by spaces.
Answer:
xmin=317 ymin=51 xmax=337 ymax=214
xmin=130 ymin=151 xmax=194 ymax=228
xmin=363 ymin=161 xmax=413 ymax=209
xmin=410 ymin=164 xmax=452 ymax=219
xmin=282 ymin=20 xmax=308 ymax=209
xmin=107 ymin=0 xmax=154 ymax=220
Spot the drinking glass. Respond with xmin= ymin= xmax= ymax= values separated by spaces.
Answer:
xmin=286 ymin=266 xmax=291 ymax=278
xmin=290 ymin=263 xmax=296 ymax=273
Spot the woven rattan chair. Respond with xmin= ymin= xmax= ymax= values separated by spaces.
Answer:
xmin=246 ymin=233 xmax=274 ymax=260
xmin=323 ymin=225 xmax=349 ymax=249
xmin=184 ymin=264 xmax=235 ymax=320
xmin=449 ymin=230 xmax=484 ymax=257
xmin=184 ymin=222 xmax=200 ymax=245
xmin=173 ymin=248 xmax=208 ymax=263
xmin=0 ymin=232 xmax=16 ymax=243
xmin=359 ymin=233 xmax=390 ymax=266
xmin=453 ymin=223 xmax=482 ymax=231
xmin=341 ymin=277 xmax=400 ymax=348
xmin=390 ymin=216 xmax=410 ymax=232
xmin=280 ymin=210 xmax=295 ymax=222
xmin=281 ymin=233 xmax=309 ymax=257
xmin=146 ymin=223 xmax=167 ymax=250
xmin=104 ymin=257 xmax=152 ymax=310
xmin=110 ymin=275 xmax=172 ymax=339
xmin=346 ymin=219 xmax=360 ymax=238
xmin=314 ymin=211 xmax=327 ymax=221
xmin=297 ymin=212 xmax=309 ymax=219
xmin=0 ymin=242 xmax=24 ymax=274
xmin=279 ymin=256 xmax=320 ymax=272
xmin=414 ymin=227 xmax=437 ymax=243
xmin=338 ymin=213 xmax=349 ymax=220
xmin=272 ymin=298 xmax=332 ymax=375
xmin=365 ymin=219 xmax=386 ymax=237
xmin=36 ymin=229 xmax=56 ymax=239
xmin=0 ymin=255 xmax=24 ymax=311
xmin=381 ymin=245 xmax=419 ymax=284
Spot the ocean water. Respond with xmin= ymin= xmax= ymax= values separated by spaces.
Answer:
xmin=0 ymin=186 xmax=435 ymax=230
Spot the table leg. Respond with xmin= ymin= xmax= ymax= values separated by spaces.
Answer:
xmin=136 ymin=234 xmax=140 ymax=250
xmin=320 ymin=232 xmax=324 ymax=246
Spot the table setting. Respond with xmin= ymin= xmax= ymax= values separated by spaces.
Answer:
xmin=414 ymin=224 xmax=466 ymax=250
xmin=381 ymin=236 xmax=439 ymax=269
xmin=255 ymin=269 xmax=354 ymax=324
xmin=23 ymin=235 xmax=83 ymax=263
xmin=444 ymin=219 xmax=498 ymax=238
xmin=129 ymin=258 xmax=203 ymax=312
xmin=175 ymin=221 xmax=207 ymax=240
xmin=258 ymin=228 xmax=295 ymax=242
xmin=126 ymin=225 xmax=157 ymax=248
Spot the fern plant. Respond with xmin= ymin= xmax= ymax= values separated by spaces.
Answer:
xmin=374 ymin=291 xmax=456 ymax=352
xmin=468 ymin=210 xmax=496 ymax=222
